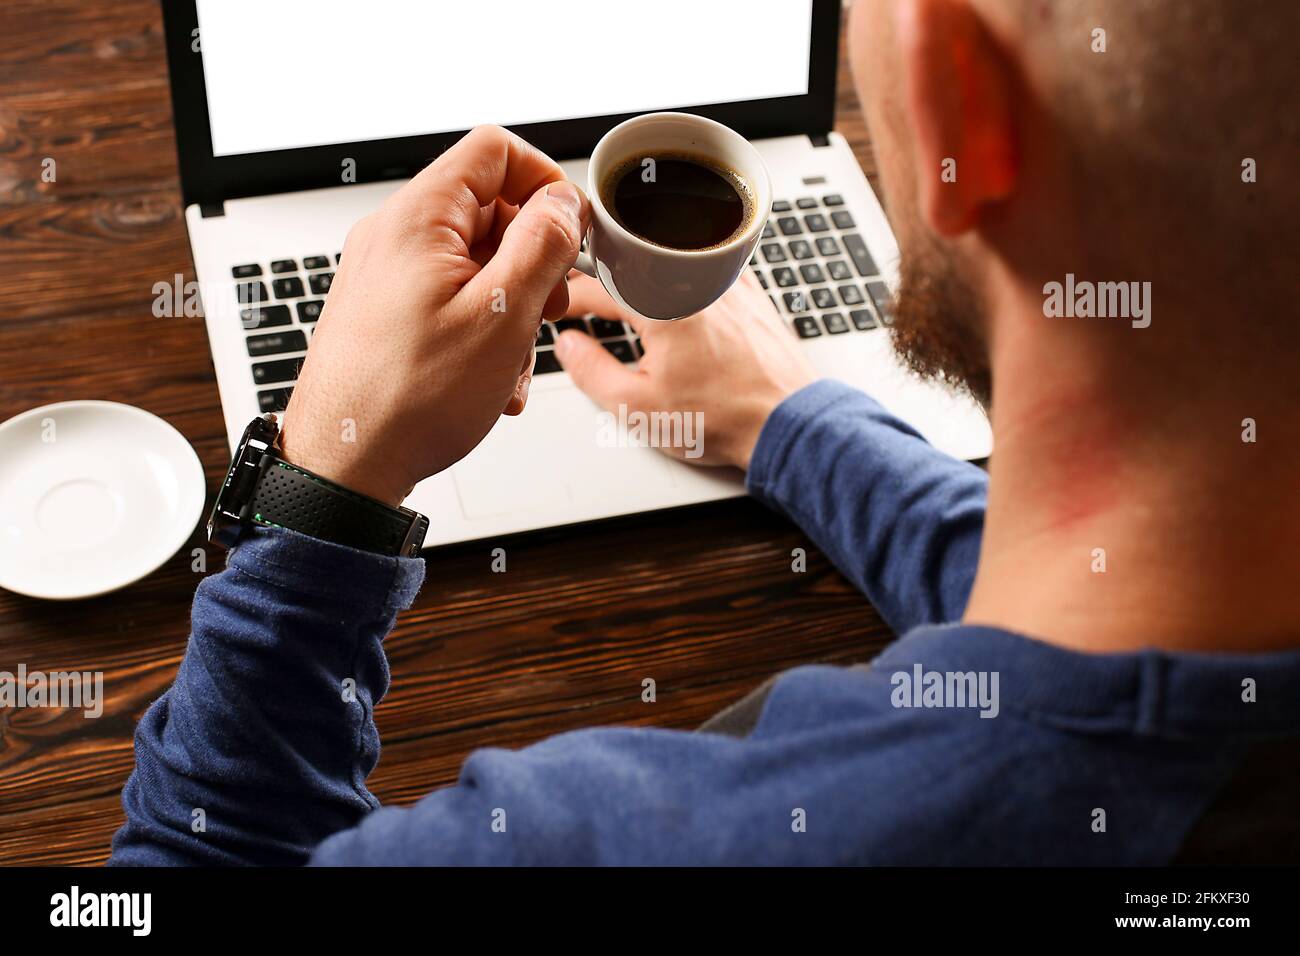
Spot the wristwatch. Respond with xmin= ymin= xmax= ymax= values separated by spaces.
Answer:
xmin=207 ymin=414 xmax=428 ymax=557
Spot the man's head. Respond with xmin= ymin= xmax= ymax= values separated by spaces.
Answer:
xmin=846 ymin=0 xmax=1299 ymax=413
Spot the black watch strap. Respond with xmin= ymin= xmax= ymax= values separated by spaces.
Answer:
xmin=249 ymin=456 xmax=428 ymax=557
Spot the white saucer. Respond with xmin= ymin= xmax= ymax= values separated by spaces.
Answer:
xmin=0 ymin=401 xmax=207 ymax=600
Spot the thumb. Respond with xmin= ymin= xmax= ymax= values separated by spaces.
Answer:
xmin=465 ymin=181 xmax=590 ymax=324
xmin=554 ymin=331 xmax=649 ymax=412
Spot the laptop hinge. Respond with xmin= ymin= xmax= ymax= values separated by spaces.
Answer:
xmin=809 ymin=133 xmax=832 ymax=148
xmin=200 ymin=201 xmax=226 ymax=219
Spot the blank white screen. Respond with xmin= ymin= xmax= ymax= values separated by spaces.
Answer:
xmin=196 ymin=0 xmax=815 ymax=157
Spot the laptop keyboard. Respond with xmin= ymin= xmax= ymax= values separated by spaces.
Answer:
xmin=229 ymin=195 xmax=893 ymax=413
xmin=751 ymin=194 xmax=894 ymax=340
xmin=230 ymin=253 xmax=339 ymax=412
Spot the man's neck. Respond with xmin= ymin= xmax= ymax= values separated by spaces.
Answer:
xmin=962 ymin=288 xmax=1300 ymax=654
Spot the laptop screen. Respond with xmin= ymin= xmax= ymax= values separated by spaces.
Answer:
xmin=196 ymin=0 xmax=815 ymax=158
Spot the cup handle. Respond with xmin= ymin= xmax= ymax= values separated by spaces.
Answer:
xmin=573 ymin=234 xmax=597 ymax=278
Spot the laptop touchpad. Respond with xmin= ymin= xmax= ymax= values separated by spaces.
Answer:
xmin=450 ymin=385 xmax=683 ymax=521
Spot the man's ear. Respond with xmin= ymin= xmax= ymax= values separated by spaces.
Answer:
xmin=896 ymin=0 xmax=1018 ymax=237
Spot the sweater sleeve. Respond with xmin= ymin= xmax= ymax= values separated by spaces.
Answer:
xmin=109 ymin=526 xmax=424 ymax=866
xmin=746 ymin=379 xmax=988 ymax=633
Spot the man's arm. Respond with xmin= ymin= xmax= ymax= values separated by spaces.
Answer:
xmin=110 ymin=528 xmax=423 ymax=865
xmin=112 ymin=125 xmax=592 ymax=864
xmin=746 ymin=379 xmax=987 ymax=632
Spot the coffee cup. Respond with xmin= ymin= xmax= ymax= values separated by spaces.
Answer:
xmin=573 ymin=112 xmax=772 ymax=321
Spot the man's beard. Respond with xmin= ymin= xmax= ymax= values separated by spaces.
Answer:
xmin=889 ymin=231 xmax=993 ymax=411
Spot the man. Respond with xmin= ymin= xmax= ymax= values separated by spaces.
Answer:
xmin=112 ymin=0 xmax=1299 ymax=865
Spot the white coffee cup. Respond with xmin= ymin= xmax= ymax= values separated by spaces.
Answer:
xmin=573 ymin=112 xmax=772 ymax=321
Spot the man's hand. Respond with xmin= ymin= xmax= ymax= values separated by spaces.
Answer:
xmin=555 ymin=271 xmax=818 ymax=469
xmin=279 ymin=126 xmax=590 ymax=507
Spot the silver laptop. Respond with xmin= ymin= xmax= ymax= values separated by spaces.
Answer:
xmin=163 ymin=0 xmax=991 ymax=547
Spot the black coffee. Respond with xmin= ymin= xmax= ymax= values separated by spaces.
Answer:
xmin=603 ymin=153 xmax=752 ymax=250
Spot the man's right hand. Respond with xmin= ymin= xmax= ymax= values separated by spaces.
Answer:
xmin=278 ymin=126 xmax=589 ymax=508
xmin=555 ymin=271 xmax=818 ymax=470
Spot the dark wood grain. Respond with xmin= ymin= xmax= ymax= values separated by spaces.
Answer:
xmin=0 ymin=4 xmax=891 ymax=865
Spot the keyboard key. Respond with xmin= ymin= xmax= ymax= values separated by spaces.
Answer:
xmin=252 ymin=357 xmax=303 ymax=386
xmin=827 ymin=260 xmax=852 ymax=281
xmin=335 ymin=252 xmax=343 ymax=264
xmin=793 ymin=316 xmax=822 ymax=339
xmin=799 ymin=263 xmax=825 ymax=285
xmin=590 ymin=317 xmax=625 ymax=338
xmin=850 ymin=309 xmax=878 ymax=330
xmin=236 ymin=281 xmax=268 ymax=306
xmin=240 ymin=304 xmax=292 ymax=330
xmin=231 ymin=263 xmax=262 ymax=278
xmin=796 ymin=197 xmax=818 ymax=209
xmin=831 ymin=210 xmax=856 ymax=230
xmin=308 ymin=272 xmax=333 ymax=295
xmin=536 ymin=323 xmax=554 ymax=346
xmin=246 ymin=329 xmax=308 ymax=357
xmin=755 ymin=270 xmax=768 ymax=289
xmin=750 ymin=254 xmax=758 ymax=266
xmin=771 ymin=200 xmax=792 ymax=213
xmin=303 ymin=256 xmax=331 ymax=270
xmin=257 ymin=387 xmax=293 ymax=413
xmin=534 ymin=350 xmax=562 ymax=375
xmin=823 ymin=194 xmax=845 ymax=206
xmin=823 ymin=312 xmax=850 ymax=335
xmin=811 ymin=288 xmax=836 ymax=310
xmin=632 ymin=338 xmax=644 ymax=358
xmin=296 ymin=300 xmax=324 ymax=323
xmin=272 ymin=277 xmax=305 ymax=298
xmin=782 ymin=291 xmax=810 ymax=314
xmin=270 ymin=259 xmax=297 ymax=274
xmin=554 ymin=317 xmax=588 ymax=335
xmin=772 ymin=267 xmax=798 ymax=288
xmin=842 ymin=233 xmax=880 ymax=277
xmin=838 ymin=284 xmax=866 ymax=306
xmin=777 ymin=217 xmax=803 ymax=236
xmin=788 ymin=240 xmax=814 ymax=260
xmin=804 ymin=213 xmax=830 ymax=233
xmin=816 ymin=237 xmax=841 ymax=257
xmin=762 ymin=223 xmax=776 ymax=239
xmin=867 ymin=281 xmax=894 ymax=323
xmin=603 ymin=340 xmax=637 ymax=363
xmin=761 ymin=243 xmax=787 ymax=263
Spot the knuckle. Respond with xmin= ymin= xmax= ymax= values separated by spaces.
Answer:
xmin=467 ymin=124 xmax=511 ymax=150
xmin=520 ymin=208 xmax=582 ymax=262
xmin=343 ymin=214 xmax=374 ymax=249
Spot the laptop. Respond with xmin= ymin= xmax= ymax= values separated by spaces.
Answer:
xmin=162 ymin=0 xmax=991 ymax=547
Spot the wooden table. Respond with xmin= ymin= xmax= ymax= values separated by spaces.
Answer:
xmin=0 ymin=2 xmax=891 ymax=865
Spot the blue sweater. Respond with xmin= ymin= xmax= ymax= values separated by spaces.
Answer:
xmin=110 ymin=380 xmax=1300 ymax=865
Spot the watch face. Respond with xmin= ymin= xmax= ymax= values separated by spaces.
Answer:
xmin=240 ymin=414 xmax=280 ymax=450
xmin=207 ymin=415 xmax=279 ymax=548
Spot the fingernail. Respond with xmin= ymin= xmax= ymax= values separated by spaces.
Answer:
xmin=545 ymin=181 xmax=583 ymax=218
xmin=554 ymin=330 xmax=574 ymax=362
